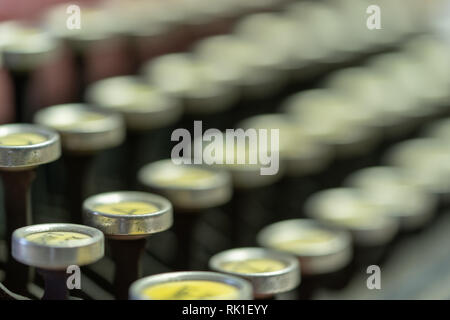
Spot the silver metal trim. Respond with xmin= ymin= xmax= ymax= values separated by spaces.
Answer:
xmin=34 ymin=103 xmax=126 ymax=154
xmin=83 ymin=191 xmax=173 ymax=239
xmin=12 ymin=223 xmax=104 ymax=270
xmin=0 ymin=124 xmax=61 ymax=170
xmin=138 ymin=159 xmax=233 ymax=210
xmin=257 ymin=219 xmax=353 ymax=276
xmin=129 ymin=271 xmax=253 ymax=300
xmin=209 ymin=247 xmax=300 ymax=295
xmin=304 ymin=188 xmax=399 ymax=246
xmin=86 ymin=76 xmax=183 ymax=131
xmin=345 ymin=166 xmax=438 ymax=231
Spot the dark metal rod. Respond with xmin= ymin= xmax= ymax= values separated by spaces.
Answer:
xmin=173 ymin=211 xmax=201 ymax=270
xmin=1 ymin=169 xmax=36 ymax=295
xmin=38 ymin=269 xmax=69 ymax=300
xmin=109 ymin=238 xmax=147 ymax=300
xmin=63 ymin=154 xmax=94 ymax=224
xmin=10 ymin=70 xmax=30 ymax=123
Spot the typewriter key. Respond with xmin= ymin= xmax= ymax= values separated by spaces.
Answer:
xmin=86 ymin=76 xmax=182 ymax=187
xmin=239 ymin=114 xmax=332 ymax=219
xmin=257 ymin=219 xmax=352 ymax=299
xmin=102 ymin=0 xmax=172 ymax=68
xmin=233 ymin=13 xmax=322 ymax=82
xmin=180 ymin=0 xmax=242 ymax=40
xmin=44 ymin=4 xmax=119 ymax=100
xmin=129 ymin=271 xmax=252 ymax=300
xmin=384 ymin=138 xmax=450 ymax=205
xmin=87 ymin=76 xmax=182 ymax=132
xmin=197 ymin=132 xmax=284 ymax=245
xmin=34 ymin=104 xmax=126 ymax=223
xmin=305 ymin=188 xmax=399 ymax=285
xmin=138 ymin=159 xmax=232 ymax=269
xmin=403 ymin=36 xmax=450 ymax=109
xmin=0 ymin=22 xmax=59 ymax=122
xmin=143 ymin=53 xmax=238 ymax=116
xmin=284 ymin=1 xmax=359 ymax=67
xmin=281 ymin=89 xmax=379 ymax=188
xmin=193 ymin=35 xmax=286 ymax=101
xmin=209 ymin=247 xmax=300 ymax=299
xmin=346 ymin=166 xmax=438 ymax=231
xmin=0 ymin=124 xmax=61 ymax=294
xmin=305 ymin=188 xmax=399 ymax=247
xmin=325 ymin=68 xmax=409 ymax=137
xmin=369 ymin=53 xmax=445 ymax=121
xmin=12 ymin=223 xmax=104 ymax=300
xmin=83 ymin=191 xmax=173 ymax=299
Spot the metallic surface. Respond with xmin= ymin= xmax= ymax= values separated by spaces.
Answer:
xmin=83 ymin=191 xmax=173 ymax=239
xmin=209 ymin=247 xmax=300 ymax=295
xmin=12 ymin=223 xmax=104 ymax=270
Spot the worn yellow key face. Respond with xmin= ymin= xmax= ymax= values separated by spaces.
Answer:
xmin=99 ymin=83 xmax=163 ymax=111
xmin=51 ymin=111 xmax=105 ymax=130
xmin=26 ymin=231 xmax=90 ymax=246
xmin=95 ymin=201 xmax=159 ymax=215
xmin=0 ymin=133 xmax=47 ymax=146
xmin=142 ymin=280 xmax=239 ymax=300
xmin=153 ymin=168 xmax=215 ymax=187
xmin=221 ymin=258 xmax=285 ymax=274
xmin=272 ymin=230 xmax=335 ymax=254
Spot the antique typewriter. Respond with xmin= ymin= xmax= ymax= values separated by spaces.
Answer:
xmin=0 ymin=0 xmax=450 ymax=301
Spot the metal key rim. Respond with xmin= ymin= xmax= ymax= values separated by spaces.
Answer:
xmin=12 ymin=223 xmax=104 ymax=270
xmin=129 ymin=271 xmax=253 ymax=300
xmin=0 ymin=123 xmax=61 ymax=170
xmin=83 ymin=191 xmax=173 ymax=239
xmin=209 ymin=247 xmax=300 ymax=295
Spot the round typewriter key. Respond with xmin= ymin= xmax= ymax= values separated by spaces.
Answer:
xmin=403 ymin=36 xmax=450 ymax=108
xmin=369 ymin=53 xmax=446 ymax=119
xmin=12 ymin=223 xmax=104 ymax=299
xmin=129 ymin=271 xmax=252 ymax=300
xmin=143 ymin=52 xmax=239 ymax=139
xmin=209 ymin=247 xmax=300 ymax=299
xmin=238 ymin=114 xmax=332 ymax=220
xmin=0 ymin=124 xmax=60 ymax=295
xmin=239 ymin=114 xmax=331 ymax=178
xmin=304 ymin=188 xmax=399 ymax=287
xmin=143 ymin=53 xmax=238 ymax=116
xmin=305 ymin=188 xmax=399 ymax=247
xmin=384 ymin=138 xmax=450 ymax=201
xmin=138 ymin=159 xmax=232 ymax=269
xmin=44 ymin=4 xmax=119 ymax=100
xmin=102 ymin=0 xmax=171 ymax=67
xmin=345 ymin=166 xmax=438 ymax=231
xmin=281 ymin=89 xmax=379 ymax=188
xmin=284 ymin=1 xmax=359 ymax=66
xmin=34 ymin=103 xmax=125 ymax=223
xmin=86 ymin=76 xmax=182 ymax=187
xmin=193 ymin=35 xmax=286 ymax=101
xmin=282 ymin=89 xmax=378 ymax=157
xmin=86 ymin=76 xmax=182 ymax=132
xmin=233 ymin=13 xmax=322 ymax=81
xmin=325 ymin=68 xmax=409 ymax=136
xmin=257 ymin=219 xmax=352 ymax=299
xmin=0 ymin=22 xmax=59 ymax=122
xmin=83 ymin=191 xmax=173 ymax=299
xmin=198 ymin=133 xmax=284 ymax=246
xmin=180 ymin=0 xmax=242 ymax=40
